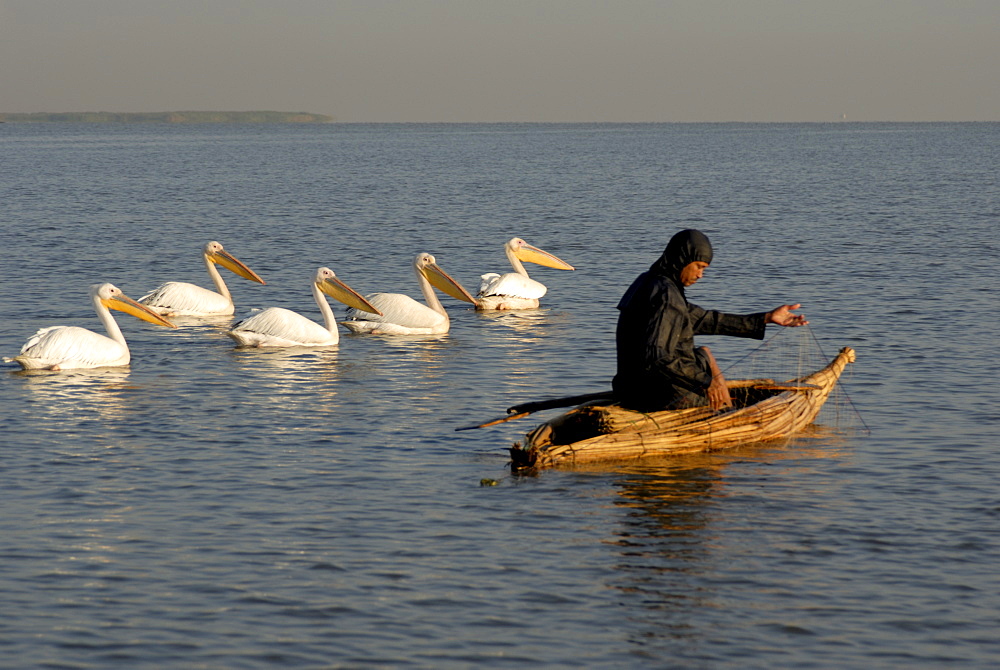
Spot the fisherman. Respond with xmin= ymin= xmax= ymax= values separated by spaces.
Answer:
xmin=613 ymin=229 xmax=808 ymax=411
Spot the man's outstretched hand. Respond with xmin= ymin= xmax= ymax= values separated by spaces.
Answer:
xmin=766 ymin=304 xmax=809 ymax=327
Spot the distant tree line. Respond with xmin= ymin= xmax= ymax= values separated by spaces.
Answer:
xmin=0 ymin=111 xmax=334 ymax=123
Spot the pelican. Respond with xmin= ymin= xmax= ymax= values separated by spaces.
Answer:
xmin=139 ymin=240 xmax=265 ymax=316
xmin=341 ymin=252 xmax=478 ymax=335
xmin=227 ymin=267 xmax=382 ymax=347
xmin=476 ymin=237 xmax=575 ymax=310
xmin=5 ymin=283 xmax=177 ymax=370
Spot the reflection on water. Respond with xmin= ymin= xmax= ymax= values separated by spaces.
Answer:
xmin=13 ymin=366 xmax=133 ymax=423
xmin=354 ymin=334 xmax=460 ymax=406
xmin=470 ymin=308 xmax=590 ymax=400
xmin=160 ymin=314 xmax=236 ymax=331
xmin=219 ymin=333 xmax=475 ymax=428
xmin=8 ymin=366 xmax=139 ymax=454
xmin=230 ymin=343 xmax=343 ymax=374
xmin=473 ymin=309 xmax=568 ymax=338
xmin=600 ymin=439 xmax=849 ymax=650
xmin=223 ymin=345 xmax=347 ymax=422
xmin=607 ymin=438 xmax=845 ymax=533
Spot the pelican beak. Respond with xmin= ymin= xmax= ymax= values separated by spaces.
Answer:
xmin=211 ymin=250 xmax=266 ymax=284
xmin=319 ymin=276 xmax=383 ymax=315
xmin=104 ymin=294 xmax=178 ymax=328
xmin=423 ymin=262 xmax=478 ymax=305
xmin=514 ymin=243 xmax=575 ymax=270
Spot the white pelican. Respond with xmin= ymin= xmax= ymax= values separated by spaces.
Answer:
xmin=139 ymin=240 xmax=265 ymax=316
xmin=476 ymin=237 xmax=575 ymax=310
xmin=6 ymin=283 xmax=177 ymax=370
xmin=341 ymin=252 xmax=478 ymax=335
xmin=227 ymin=267 xmax=382 ymax=347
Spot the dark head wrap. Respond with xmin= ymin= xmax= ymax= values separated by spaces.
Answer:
xmin=650 ymin=229 xmax=713 ymax=283
xmin=617 ymin=229 xmax=715 ymax=310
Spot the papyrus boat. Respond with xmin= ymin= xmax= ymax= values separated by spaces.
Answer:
xmin=508 ymin=347 xmax=855 ymax=471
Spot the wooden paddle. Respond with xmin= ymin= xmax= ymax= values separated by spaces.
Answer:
xmin=454 ymin=378 xmax=818 ymax=431
xmin=455 ymin=390 xmax=615 ymax=431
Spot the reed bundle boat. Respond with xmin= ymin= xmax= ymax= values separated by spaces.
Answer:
xmin=508 ymin=346 xmax=855 ymax=471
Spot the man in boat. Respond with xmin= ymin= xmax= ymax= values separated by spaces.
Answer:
xmin=613 ymin=229 xmax=808 ymax=412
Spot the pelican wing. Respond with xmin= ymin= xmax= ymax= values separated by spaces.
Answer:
xmin=478 ymin=272 xmax=548 ymax=299
xmin=14 ymin=326 xmax=128 ymax=370
xmin=139 ymin=282 xmax=235 ymax=315
xmin=229 ymin=307 xmax=335 ymax=347
xmin=344 ymin=293 xmax=446 ymax=331
xmin=477 ymin=273 xmax=501 ymax=295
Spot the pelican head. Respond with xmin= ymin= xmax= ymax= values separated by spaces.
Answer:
xmin=314 ymin=267 xmax=382 ymax=314
xmin=97 ymin=283 xmax=177 ymax=328
xmin=415 ymin=253 xmax=477 ymax=305
xmin=507 ymin=237 xmax=575 ymax=271
xmin=204 ymin=241 xmax=266 ymax=284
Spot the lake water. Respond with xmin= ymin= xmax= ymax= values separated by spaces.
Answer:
xmin=1 ymin=122 xmax=997 ymax=668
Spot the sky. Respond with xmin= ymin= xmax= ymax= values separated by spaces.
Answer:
xmin=1 ymin=0 xmax=998 ymax=122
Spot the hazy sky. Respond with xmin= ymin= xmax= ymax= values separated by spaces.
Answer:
xmin=2 ymin=0 xmax=997 ymax=122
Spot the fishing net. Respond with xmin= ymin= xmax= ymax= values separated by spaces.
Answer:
xmin=720 ymin=326 xmax=868 ymax=434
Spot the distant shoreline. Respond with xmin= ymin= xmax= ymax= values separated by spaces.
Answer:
xmin=0 ymin=111 xmax=333 ymax=124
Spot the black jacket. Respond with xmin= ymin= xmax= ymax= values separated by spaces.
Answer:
xmin=613 ymin=230 xmax=766 ymax=410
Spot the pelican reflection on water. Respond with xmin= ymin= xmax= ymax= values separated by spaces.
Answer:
xmin=227 ymin=267 xmax=381 ymax=348
xmin=341 ymin=252 xmax=478 ymax=335
xmin=476 ymin=237 xmax=575 ymax=311
xmin=16 ymin=366 xmax=134 ymax=425
xmin=5 ymin=283 xmax=177 ymax=371
xmin=139 ymin=240 xmax=265 ymax=317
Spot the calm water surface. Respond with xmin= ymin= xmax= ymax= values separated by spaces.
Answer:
xmin=1 ymin=123 xmax=998 ymax=668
